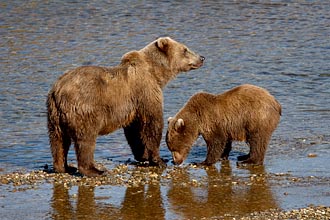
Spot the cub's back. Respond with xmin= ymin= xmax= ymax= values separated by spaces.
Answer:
xmin=219 ymin=84 xmax=281 ymax=113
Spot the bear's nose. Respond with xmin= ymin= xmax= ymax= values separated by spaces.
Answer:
xmin=200 ymin=56 xmax=205 ymax=61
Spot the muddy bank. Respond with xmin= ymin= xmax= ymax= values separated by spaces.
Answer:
xmin=1 ymin=164 xmax=329 ymax=220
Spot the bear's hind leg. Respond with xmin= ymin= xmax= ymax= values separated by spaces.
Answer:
xmin=58 ymin=133 xmax=75 ymax=173
xmin=50 ymin=130 xmax=72 ymax=173
xmin=239 ymin=135 xmax=270 ymax=165
xmin=74 ymin=137 xmax=105 ymax=177
xmin=62 ymin=134 xmax=77 ymax=174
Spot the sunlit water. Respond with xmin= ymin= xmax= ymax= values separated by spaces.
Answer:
xmin=1 ymin=1 xmax=330 ymax=219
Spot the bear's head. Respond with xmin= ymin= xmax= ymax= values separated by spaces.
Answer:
xmin=166 ymin=117 xmax=198 ymax=165
xmin=155 ymin=37 xmax=205 ymax=72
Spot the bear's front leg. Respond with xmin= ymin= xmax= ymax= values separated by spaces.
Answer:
xmin=124 ymin=113 xmax=166 ymax=167
xmin=143 ymin=110 xmax=166 ymax=167
xmin=220 ymin=141 xmax=232 ymax=161
xmin=124 ymin=118 xmax=148 ymax=162
xmin=124 ymin=89 xmax=166 ymax=167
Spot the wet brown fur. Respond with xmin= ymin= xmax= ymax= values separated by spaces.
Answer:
xmin=47 ymin=37 xmax=204 ymax=176
xmin=166 ymin=84 xmax=281 ymax=166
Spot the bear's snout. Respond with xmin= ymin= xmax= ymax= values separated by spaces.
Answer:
xmin=172 ymin=151 xmax=184 ymax=165
xmin=190 ymin=56 xmax=205 ymax=70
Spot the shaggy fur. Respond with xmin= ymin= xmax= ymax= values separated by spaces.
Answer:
xmin=166 ymin=84 xmax=281 ymax=166
xmin=47 ymin=37 xmax=204 ymax=176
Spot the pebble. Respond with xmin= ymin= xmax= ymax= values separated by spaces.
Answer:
xmin=308 ymin=153 xmax=318 ymax=158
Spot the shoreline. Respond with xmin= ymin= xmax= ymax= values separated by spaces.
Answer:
xmin=1 ymin=165 xmax=329 ymax=219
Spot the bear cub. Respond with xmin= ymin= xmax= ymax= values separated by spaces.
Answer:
xmin=166 ymin=84 xmax=281 ymax=166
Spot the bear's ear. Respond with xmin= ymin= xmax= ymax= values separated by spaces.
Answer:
xmin=167 ymin=117 xmax=173 ymax=124
xmin=174 ymin=118 xmax=185 ymax=131
xmin=156 ymin=37 xmax=170 ymax=53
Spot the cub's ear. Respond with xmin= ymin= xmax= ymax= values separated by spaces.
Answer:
xmin=156 ymin=37 xmax=170 ymax=53
xmin=167 ymin=117 xmax=173 ymax=124
xmin=174 ymin=118 xmax=185 ymax=131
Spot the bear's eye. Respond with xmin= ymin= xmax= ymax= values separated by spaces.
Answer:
xmin=183 ymin=48 xmax=188 ymax=54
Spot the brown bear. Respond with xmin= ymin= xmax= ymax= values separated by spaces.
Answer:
xmin=166 ymin=84 xmax=281 ymax=166
xmin=47 ymin=37 xmax=205 ymax=177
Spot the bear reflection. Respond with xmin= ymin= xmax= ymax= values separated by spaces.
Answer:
xmin=51 ymin=184 xmax=120 ymax=220
xmin=51 ymin=177 xmax=165 ymax=220
xmin=121 ymin=184 xmax=165 ymax=219
xmin=51 ymin=163 xmax=277 ymax=219
xmin=167 ymin=162 xmax=278 ymax=219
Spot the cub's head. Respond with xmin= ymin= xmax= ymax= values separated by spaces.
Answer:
xmin=155 ymin=37 xmax=205 ymax=72
xmin=166 ymin=117 xmax=198 ymax=165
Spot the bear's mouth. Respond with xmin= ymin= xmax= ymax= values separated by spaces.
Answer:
xmin=190 ymin=62 xmax=203 ymax=69
xmin=172 ymin=151 xmax=185 ymax=165
xmin=190 ymin=56 xmax=204 ymax=69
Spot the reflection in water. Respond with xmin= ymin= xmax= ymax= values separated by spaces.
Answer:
xmin=121 ymin=184 xmax=165 ymax=220
xmin=51 ymin=184 xmax=120 ymax=220
xmin=167 ymin=162 xmax=278 ymax=219
xmin=51 ymin=166 xmax=166 ymax=219
xmin=120 ymin=166 xmax=166 ymax=219
xmin=52 ymin=184 xmax=74 ymax=220
xmin=51 ymin=182 xmax=164 ymax=220
xmin=51 ymin=164 xmax=278 ymax=219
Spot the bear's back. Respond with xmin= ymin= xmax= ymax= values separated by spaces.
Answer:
xmin=215 ymin=84 xmax=281 ymax=127
xmin=218 ymin=84 xmax=280 ymax=112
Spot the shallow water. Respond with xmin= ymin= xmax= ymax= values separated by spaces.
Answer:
xmin=1 ymin=0 xmax=330 ymax=219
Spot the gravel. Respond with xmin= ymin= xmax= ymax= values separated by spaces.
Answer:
xmin=238 ymin=206 xmax=330 ymax=220
xmin=0 ymin=164 xmax=329 ymax=220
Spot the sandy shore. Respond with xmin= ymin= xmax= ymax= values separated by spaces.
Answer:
xmin=0 ymin=164 xmax=329 ymax=220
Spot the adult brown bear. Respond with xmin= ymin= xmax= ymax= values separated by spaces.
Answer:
xmin=166 ymin=84 xmax=281 ymax=166
xmin=47 ymin=37 xmax=204 ymax=176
